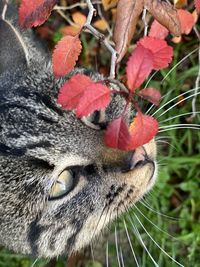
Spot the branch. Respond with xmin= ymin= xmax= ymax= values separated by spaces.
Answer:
xmin=84 ymin=0 xmax=117 ymax=79
xmin=142 ymin=8 xmax=148 ymax=36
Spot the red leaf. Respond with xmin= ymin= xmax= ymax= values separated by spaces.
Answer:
xmin=76 ymin=83 xmax=111 ymax=117
xmin=53 ymin=35 xmax=82 ymax=77
xmin=126 ymin=45 xmax=153 ymax=92
xmin=177 ymin=9 xmax=195 ymax=35
xmin=138 ymin=87 xmax=161 ymax=106
xmin=149 ymin=20 xmax=169 ymax=39
xmin=138 ymin=36 xmax=173 ymax=70
xmin=104 ymin=116 xmax=131 ymax=150
xmin=19 ymin=0 xmax=57 ymax=28
xmin=128 ymin=112 xmax=158 ymax=149
xmin=57 ymin=74 xmax=93 ymax=109
xmin=195 ymin=0 xmax=200 ymax=13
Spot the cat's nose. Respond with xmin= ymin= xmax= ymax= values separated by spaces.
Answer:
xmin=121 ymin=146 xmax=147 ymax=172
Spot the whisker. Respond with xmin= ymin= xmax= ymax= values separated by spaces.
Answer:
xmin=156 ymin=140 xmax=177 ymax=150
xmin=159 ymin=123 xmax=200 ymax=129
xmin=119 ymin=246 xmax=125 ymax=267
xmin=159 ymin=126 xmax=200 ymax=133
xmin=132 ymin=204 xmax=177 ymax=240
xmin=156 ymin=91 xmax=200 ymax=118
xmin=159 ymin=111 xmax=200 ymax=123
xmin=106 ymin=241 xmax=109 ymax=267
xmin=30 ymin=258 xmax=39 ymax=267
xmin=134 ymin=214 xmax=184 ymax=267
xmin=115 ymin=226 xmax=121 ymax=267
xmin=151 ymin=88 xmax=200 ymax=117
xmin=139 ymin=199 xmax=179 ymax=221
xmin=145 ymin=71 xmax=159 ymax=88
xmin=161 ymin=47 xmax=199 ymax=82
xmin=126 ymin=215 xmax=160 ymax=267
xmin=123 ymin=219 xmax=140 ymax=267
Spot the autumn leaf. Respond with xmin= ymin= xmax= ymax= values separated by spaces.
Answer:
xmin=102 ymin=0 xmax=118 ymax=11
xmin=195 ymin=0 xmax=200 ymax=13
xmin=144 ymin=0 xmax=181 ymax=37
xmin=60 ymin=26 xmax=80 ymax=37
xmin=126 ymin=45 xmax=153 ymax=92
xmin=76 ymin=83 xmax=111 ymax=118
xmin=53 ymin=35 xmax=82 ymax=77
xmin=177 ymin=9 xmax=195 ymax=34
xmin=138 ymin=36 xmax=173 ymax=70
xmin=57 ymin=74 xmax=93 ymax=110
xmin=128 ymin=112 xmax=159 ymax=149
xmin=149 ymin=20 xmax=169 ymax=39
xmin=113 ymin=0 xmax=143 ymax=63
xmin=19 ymin=0 xmax=57 ymax=28
xmin=138 ymin=87 xmax=161 ymax=106
xmin=104 ymin=116 xmax=131 ymax=150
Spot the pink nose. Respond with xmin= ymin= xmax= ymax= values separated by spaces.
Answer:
xmin=131 ymin=146 xmax=146 ymax=168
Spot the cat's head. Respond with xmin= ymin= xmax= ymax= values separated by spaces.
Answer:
xmin=0 ymin=3 xmax=157 ymax=258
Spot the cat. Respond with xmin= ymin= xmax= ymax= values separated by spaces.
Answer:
xmin=0 ymin=1 xmax=157 ymax=259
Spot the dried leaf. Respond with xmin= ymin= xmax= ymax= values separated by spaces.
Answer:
xmin=53 ymin=35 xmax=82 ymax=77
xmin=126 ymin=45 xmax=153 ymax=92
xmin=102 ymin=0 xmax=118 ymax=11
xmin=57 ymin=74 xmax=93 ymax=109
xmin=76 ymin=83 xmax=111 ymax=118
xmin=144 ymin=0 xmax=181 ymax=37
xmin=149 ymin=19 xmax=169 ymax=39
xmin=104 ymin=116 xmax=131 ymax=150
xmin=177 ymin=9 xmax=195 ymax=34
xmin=19 ymin=0 xmax=57 ymax=28
xmin=93 ymin=19 xmax=109 ymax=31
xmin=128 ymin=112 xmax=158 ymax=149
xmin=138 ymin=87 xmax=161 ymax=106
xmin=138 ymin=36 xmax=173 ymax=70
xmin=113 ymin=0 xmax=143 ymax=63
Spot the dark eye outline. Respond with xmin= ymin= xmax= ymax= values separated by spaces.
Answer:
xmin=48 ymin=165 xmax=97 ymax=201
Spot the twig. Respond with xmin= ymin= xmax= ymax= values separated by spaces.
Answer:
xmin=187 ymin=25 xmax=200 ymax=121
xmin=106 ymin=78 xmax=129 ymax=93
xmin=53 ymin=1 xmax=101 ymax=11
xmin=56 ymin=9 xmax=77 ymax=27
xmin=84 ymin=0 xmax=117 ymax=79
xmin=142 ymin=8 xmax=148 ymax=36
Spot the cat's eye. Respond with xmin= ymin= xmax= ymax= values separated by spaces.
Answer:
xmin=81 ymin=110 xmax=106 ymax=129
xmin=49 ymin=170 xmax=74 ymax=200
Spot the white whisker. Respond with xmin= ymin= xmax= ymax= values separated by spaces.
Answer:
xmin=115 ymin=226 xmax=121 ymax=267
xmin=106 ymin=241 xmax=109 ymax=267
xmin=159 ymin=126 xmax=200 ymax=133
xmin=151 ymin=88 xmax=200 ymax=117
xmin=145 ymin=71 xmax=159 ymax=88
xmin=119 ymin=247 xmax=125 ymax=267
xmin=30 ymin=258 xmax=39 ymax=267
xmin=123 ymin=219 xmax=140 ymax=267
xmin=139 ymin=199 xmax=179 ymax=221
xmin=159 ymin=123 xmax=200 ymax=129
xmin=132 ymin=204 xmax=177 ymax=239
xmin=134 ymin=214 xmax=184 ymax=267
xmin=127 ymin=215 xmax=160 ymax=267
xmin=156 ymin=92 xmax=200 ymax=118
xmin=161 ymin=47 xmax=199 ymax=82
xmin=159 ymin=111 xmax=200 ymax=123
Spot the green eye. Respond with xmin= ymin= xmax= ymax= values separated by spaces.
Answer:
xmin=49 ymin=170 xmax=73 ymax=199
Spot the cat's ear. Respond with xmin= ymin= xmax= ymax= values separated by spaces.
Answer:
xmin=0 ymin=2 xmax=29 ymax=74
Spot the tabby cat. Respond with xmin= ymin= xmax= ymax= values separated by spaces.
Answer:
xmin=0 ymin=1 xmax=157 ymax=259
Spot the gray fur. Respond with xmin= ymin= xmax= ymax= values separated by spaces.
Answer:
xmin=0 ymin=2 xmax=157 ymax=258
